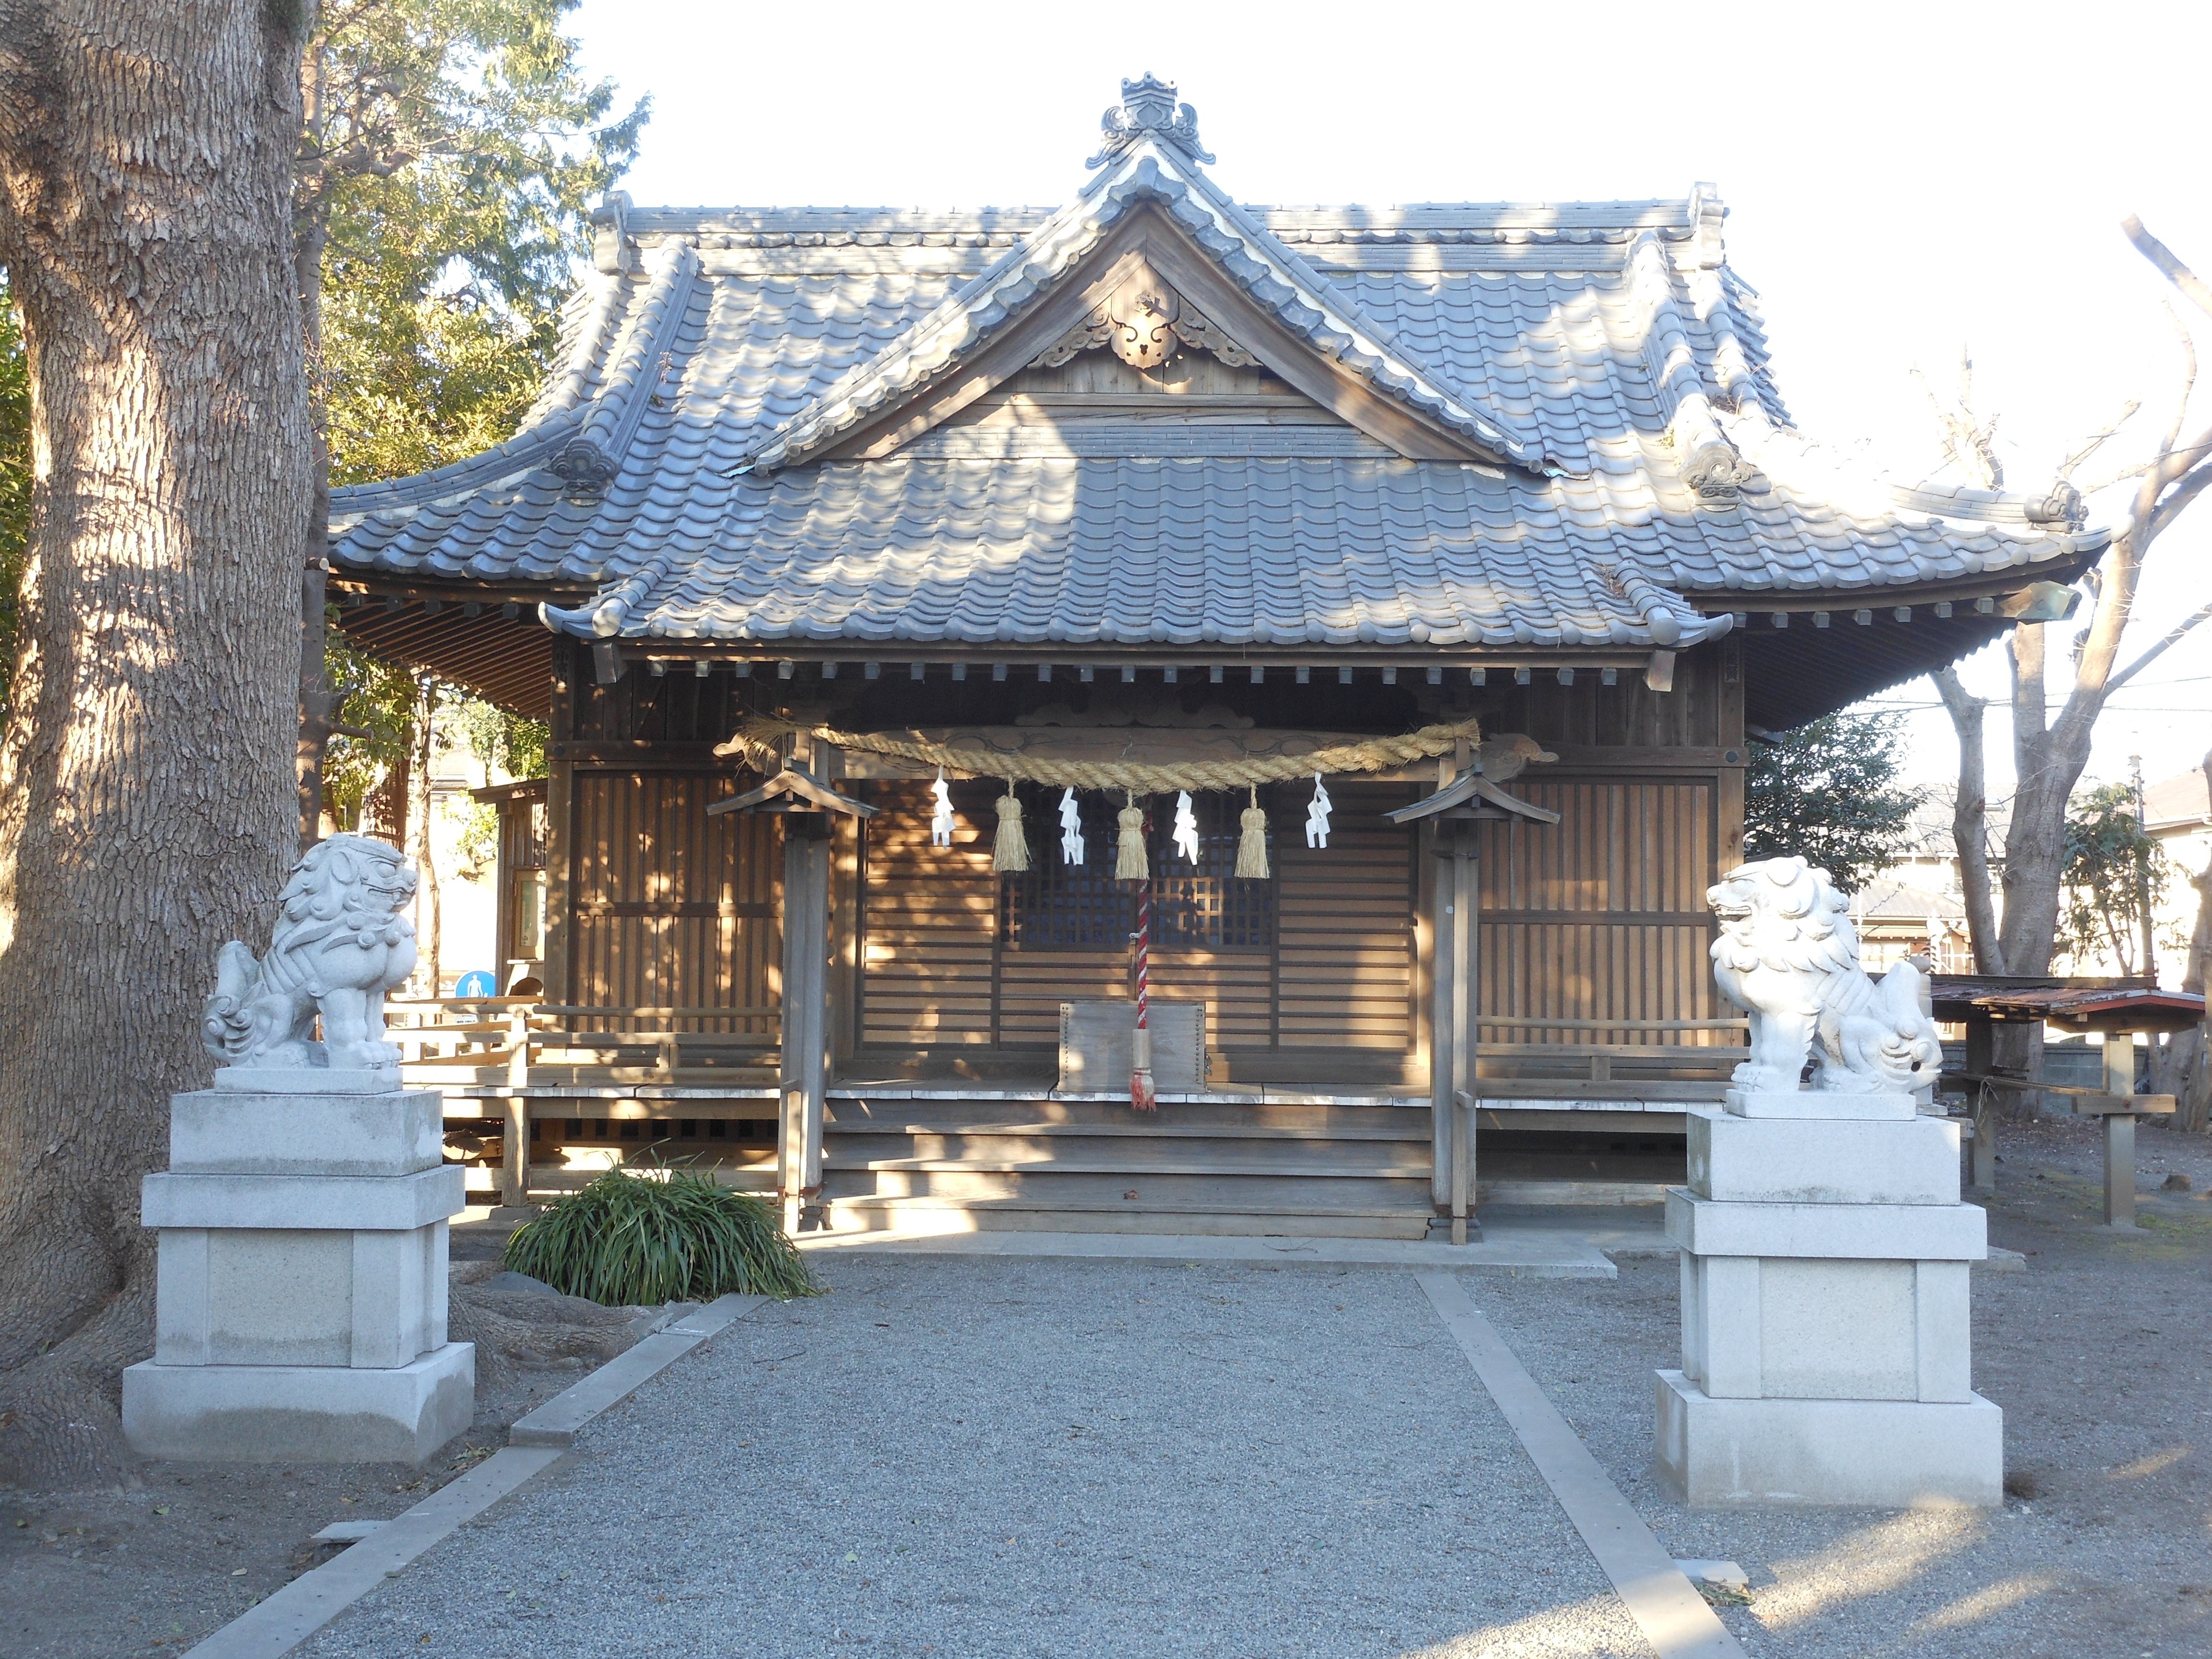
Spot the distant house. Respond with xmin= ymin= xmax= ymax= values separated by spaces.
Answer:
xmin=1864 ymin=763 xmax=2208 ymax=985
xmin=327 ymin=78 xmax=2108 ymax=1233
xmin=2143 ymin=761 xmax=2212 ymax=977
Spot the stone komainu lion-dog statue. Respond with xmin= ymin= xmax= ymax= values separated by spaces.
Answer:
xmin=201 ymin=834 xmax=419 ymax=1071
xmin=1707 ymin=856 xmax=1943 ymax=1095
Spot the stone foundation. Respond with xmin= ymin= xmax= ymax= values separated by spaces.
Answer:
xmin=1657 ymin=1088 xmax=2002 ymax=1507
xmin=122 ymin=1074 xmax=473 ymax=1466
xmin=1654 ymin=1370 xmax=2004 ymax=1507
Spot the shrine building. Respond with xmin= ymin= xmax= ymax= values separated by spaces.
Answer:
xmin=330 ymin=78 xmax=2104 ymax=1237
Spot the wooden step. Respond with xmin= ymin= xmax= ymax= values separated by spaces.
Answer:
xmin=826 ymin=1098 xmax=1431 ymax=1134
xmin=823 ymin=1154 xmax=1432 ymax=1178
xmin=826 ymin=1118 xmax=1427 ymax=1142
xmin=821 ymin=1194 xmax=1435 ymax=1240
xmin=826 ymin=1130 xmax=1430 ymax=1167
xmin=820 ymin=1167 xmax=1431 ymax=1207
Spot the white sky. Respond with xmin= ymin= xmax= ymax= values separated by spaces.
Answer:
xmin=568 ymin=0 xmax=2212 ymax=801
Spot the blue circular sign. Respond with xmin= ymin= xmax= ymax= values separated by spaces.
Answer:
xmin=453 ymin=970 xmax=500 ymax=998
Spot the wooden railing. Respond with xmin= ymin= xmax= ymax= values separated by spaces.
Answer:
xmin=386 ymin=997 xmax=781 ymax=1087
xmin=1473 ymin=1016 xmax=1749 ymax=1088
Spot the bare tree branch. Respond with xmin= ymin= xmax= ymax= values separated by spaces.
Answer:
xmin=1911 ymin=351 xmax=2003 ymax=488
xmin=2127 ymin=214 xmax=2212 ymax=321
xmin=2109 ymin=596 xmax=2212 ymax=694
xmin=2149 ymin=456 xmax=2212 ymax=541
xmin=2076 ymin=432 xmax=2210 ymax=496
xmin=2059 ymin=398 xmax=2143 ymax=481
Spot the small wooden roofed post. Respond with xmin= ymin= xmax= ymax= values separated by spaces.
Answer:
xmin=708 ymin=752 xmax=875 ymax=1231
xmin=1387 ymin=768 xmax=1559 ymax=1243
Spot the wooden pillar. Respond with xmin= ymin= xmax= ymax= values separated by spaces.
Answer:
xmin=1429 ymin=825 xmax=1454 ymax=1209
xmin=1450 ymin=820 xmax=1479 ymax=1243
xmin=1717 ymin=637 xmax=1747 ymax=871
xmin=2103 ymin=1032 xmax=2138 ymax=1229
xmin=501 ymin=1099 xmax=529 ymax=1210
xmin=1966 ymin=1012 xmax=1996 ymax=1194
xmin=780 ymin=813 xmax=832 ymax=1232
xmin=543 ymin=641 xmax=577 ymax=1007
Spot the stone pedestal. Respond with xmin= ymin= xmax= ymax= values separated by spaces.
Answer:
xmin=123 ymin=1069 xmax=473 ymax=1465
xmin=1654 ymin=1089 xmax=2002 ymax=1508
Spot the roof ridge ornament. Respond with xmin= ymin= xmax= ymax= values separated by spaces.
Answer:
xmin=1087 ymin=73 xmax=1214 ymax=169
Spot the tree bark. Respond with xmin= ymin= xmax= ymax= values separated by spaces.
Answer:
xmin=1931 ymin=666 xmax=2005 ymax=974
xmin=0 ymin=0 xmax=313 ymax=1485
xmin=293 ymin=29 xmax=335 ymax=853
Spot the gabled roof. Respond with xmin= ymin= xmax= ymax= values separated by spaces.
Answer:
xmin=329 ymin=77 xmax=2107 ymax=703
xmin=738 ymin=126 xmax=1560 ymax=478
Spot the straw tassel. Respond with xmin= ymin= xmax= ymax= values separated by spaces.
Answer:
xmin=1115 ymin=793 xmax=1149 ymax=882
xmin=992 ymin=782 xmax=1030 ymax=873
xmin=1236 ymin=786 xmax=1271 ymax=879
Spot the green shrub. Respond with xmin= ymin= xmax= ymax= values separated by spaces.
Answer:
xmin=503 ymin=1165 xmax=817 ymax=1306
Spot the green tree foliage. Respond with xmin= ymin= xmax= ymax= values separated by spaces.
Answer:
xmin=1743 ymin=710 xmax=1925 ymax=895
xmin=307 ymin=0 xmax=640 ymax=790
xmin=0 ymin=275 xmax=26 ymax=719
xmin=2056 ymin=782 xmax=2174 ymax=975
xmin=448 ymin=693 xmax=546 ymax=781
xmin=322 ymin=641 xmax=421 ymax=828
xmin=308 ymin=0 xmax=644 ymax=486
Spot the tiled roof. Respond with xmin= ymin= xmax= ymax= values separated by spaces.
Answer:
xmin=2145 ymin=764 xmax=2212 ymax=833
xmin=329 ymin=88 xmax=2105 ymax=655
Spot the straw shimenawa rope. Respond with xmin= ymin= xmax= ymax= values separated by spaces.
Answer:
xmin=716 ymin=716 xmax=1484 ymax=794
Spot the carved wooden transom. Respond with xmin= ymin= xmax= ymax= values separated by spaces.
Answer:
xmin=1030 ymin=269 xmax=1261 ymax=373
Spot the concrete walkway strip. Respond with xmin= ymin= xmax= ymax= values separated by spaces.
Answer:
xmin=1417 ymin=1272 xmax=1747 ymax=1659
xmin=182 ymin=1290 xmax=768 ymax=1659
xmin=796 ymin=1226 xmax=1616 ymax=1276
xmin=180 ymin=1446 xmax=565 ymax=1659
xmin=509 ymin=1291 xmax=766 ymax=1447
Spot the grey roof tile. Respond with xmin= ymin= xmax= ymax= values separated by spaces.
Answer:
xmin=331 ymin=150 xmax=2105 ymax=651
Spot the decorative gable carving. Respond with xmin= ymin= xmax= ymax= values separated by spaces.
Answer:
xmin=1028 ymin=267 xmax=1261 ymax=373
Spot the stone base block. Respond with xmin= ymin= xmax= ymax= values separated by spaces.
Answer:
xmin=170 ymin=1087 xmax=444 ymax=1176
xmin=1653 ymin=1369 xmax=2002 ymax=1508
xmin=142 ymin=1165 xmax=465 ymax=1230
xmin=1690 ymin=1109 xmax=1960 ymax=1205
xmin=1726 ymin=1088 xmax=1916 ymax=1121
xmin=122 ymin=1342 xmax=474 ymax=1467
xmin=1667 ymin=1189 xmax=1986 ymax=1259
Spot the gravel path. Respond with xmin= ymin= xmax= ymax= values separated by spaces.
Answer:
xmin=1478 ymin=1114 xmax=2212 ymax=1658
xmin=300 ymin=1257 xmax=1654 ymax=1659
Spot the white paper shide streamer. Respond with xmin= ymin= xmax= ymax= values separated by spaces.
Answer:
xmin=929 ymin=769 xmax=955 ymax=848
xmin=1305 ymin=774 xmax=1333 ymax=849
xmin=1171 ymin=790 xmax=1201 ymax=864
xmin=1058 ymin=788 xmax=1085 ymax=865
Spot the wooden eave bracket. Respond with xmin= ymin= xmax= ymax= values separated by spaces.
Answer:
xmin=705 ymin=765 xmax=876 ymax=819
xmin=1387 ymin=769 xmax=1560 ymax=826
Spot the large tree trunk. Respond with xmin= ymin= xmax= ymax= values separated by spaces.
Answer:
xmin=1931 ymin=666 xmax=2005 ymax=973
xmin=293 ymin=35 xmax=335 ymax=853
xmin=0 ymin=0 xmax=313 ymax=1485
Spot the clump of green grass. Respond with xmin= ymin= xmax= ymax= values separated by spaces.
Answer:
xmin=503 ymin=1164 xmax=817 ymax=1305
